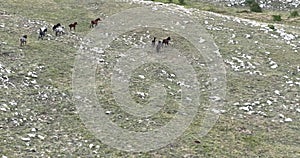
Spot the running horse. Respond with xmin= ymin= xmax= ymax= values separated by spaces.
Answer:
xmin=90 ymin=18 xmax=101 ymax=28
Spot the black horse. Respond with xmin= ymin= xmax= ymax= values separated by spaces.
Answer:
xmin=52 ymin=23 xmax=61 ymax=31
xmin=20 ymin=35 xmax=27 ymax=46
xmin=38 ymin=27 xmax=47 ymax=40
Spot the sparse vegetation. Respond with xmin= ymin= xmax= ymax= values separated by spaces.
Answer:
xmin=250 ymin=2 xmax=262 ymax=13
xmin=268 ymin=24 xmax=275 ymax=30
xmin=1 ymin=0 xmax=299 ymax=157
xmin=289 ymin=10 xmax=299 ymax=18
xmin=245 ymin=0 xmax=262 ymax=13
xmin=272 ymin=15 xmax=282 ymax=21
xmin=178 ymin=0 xmax=185 ymax=5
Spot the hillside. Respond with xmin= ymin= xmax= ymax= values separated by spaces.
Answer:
xmin=0 ymin=0 xmax=299 ymax=157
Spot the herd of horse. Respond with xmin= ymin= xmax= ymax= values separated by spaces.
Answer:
xmin=19 ymin=17 xmax=171 ymax=52
xmin=20 ymin=18 xmax=102 ymax=46
xmin=152 ymin=36 xmax=171 ymax=53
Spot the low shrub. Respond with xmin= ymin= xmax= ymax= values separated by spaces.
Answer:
xmin=268 ymin=24 xmax=275 ymax=30
xmin=289 ymin=10 xmax=299 ymax=18
xmin=272 ymin=15 xmax=282 ymax=21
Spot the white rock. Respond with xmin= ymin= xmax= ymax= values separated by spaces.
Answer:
xmin=137 ymin=92 xmax=146 ymax=98
xmin=270 ymin=64 xmax=278 ymax=69
xmin=239 ymin=106 xmax=250 ymax=111
xmin=267 ymin=100 xmax=272 ymax=105
xmin=161 ymin=70 xmax=167 ymax=74
xmin=138 ymin=75 xmax=145 ymax=79
xmin=284 ymin=118 xmax=292 ymax=122
xmin=212 ymin=108 xmax=220 ymax=114
xmin=38 ymin=135 xmax=45 ymax=140
xmin=105 ymin=111 xmax=112 ymax=114
xmin=21 ymin=137 xmax=31 ymax=142
xmin=274 ymin=90 xmax=280 ymax=95
xmin=279 ymin=114 xmax=285 ymax=118
xmin=89 ymin=144 xmax=94 ymax=149
xmin=233 ymin=102 xmax=240 ymax=106
xmin=28 ymin=133 xmax=36 ymax=138
xmin=247 ymin=111 xmax=255 ymax=115
xmin=0 ymin=107 xmax=7 ymax=112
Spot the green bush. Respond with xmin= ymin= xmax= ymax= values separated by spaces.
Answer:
xmin=272 ymin=15 xmax=282 ymax=21
xmin=246 ymin=0 xmax=262 ymax=13
xmin=268 ymin=24 xmax=275 ymax=30
xmin=168 ymin=0 xmax=173 ymax=3
xmin=179 ymin=0 xmax=185 ymax=5
xmin=250 ymin=2 xmax=262 ymax=13
xmin=246 ymin=0 xmax=255 ymax=5
xmin=289 ymin=10 xmax=299 ymax=18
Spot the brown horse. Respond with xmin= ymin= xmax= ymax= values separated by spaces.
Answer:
xmin=162 ymin=37 xmax=171 ymax=47
xmin=152 ymin=37 xmax=156 ymax=47
xmin=69 ymin=22 xmax=78 ymax=31
xmin=90 ymin=18 xmax=101 ymax=28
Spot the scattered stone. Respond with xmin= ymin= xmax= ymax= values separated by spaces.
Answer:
xmin=284 ymin=118 xmax=292 ymax=122
xmin=27 ymin=133 xmax=36 ymax=138
xmin=105 ymin=111 xmax=112 ymax=115
xmin=138 ymin=75 xmax=145 ymax=79
xmin=0 ymin=107 xmax=7 ymax=112
xmin=279 ymin=114 xmax=285 ymax=118
xmin=89 ymin=144 xmax=95 ymax=149
xmin=267 ymin=100 xmax=273 ymax=105
xmin=37 ymin=135 xmax=45 ymax=140
xmin=21 ymin=137 xmax=31 ymax=142
xmin=239 ymin=106 xmax=250 ymax=112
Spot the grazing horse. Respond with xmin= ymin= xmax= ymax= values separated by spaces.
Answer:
xmin=55 ymin=26 xmax=65 ymax=36
xmin=90 ymin=18 xmax=101 ymax=28
xmin=162 ymin=37 xmax=171 ymax=47
xmin=68 ymin=22 xmax=78 ymax=31
xmin=152 ymin=37 xmax=156 ymax=47
xmin=156 ymin=41 xmax=162 ymax=53
xmin=20 ymin=35 xmax=27 ymax=46
xmin=38 ymin=27 xmax=47 ymax=40
xmin=52 ymin=23 xmax=61 ymax=31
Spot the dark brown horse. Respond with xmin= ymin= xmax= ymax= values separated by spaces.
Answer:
xmin=52 ymin=23 xmax=61 ymax=31
xmin=68 ymin=22 xmax=78 ymax=31
xmin=90 ymin=18 xmax=101 ymax=28
xmin=152 ymin=37 xmax=156 ymax=47
xmin=162 ymin=37 xmax=171 ymax=47
xmin=38 ymin=27 xmax=47 ymax=40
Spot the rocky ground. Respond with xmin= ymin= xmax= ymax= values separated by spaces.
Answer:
xmin=0 ymin=0 xmax=299 ymax=157
xmin=194 ymin=0 xmax=300 ymax=10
